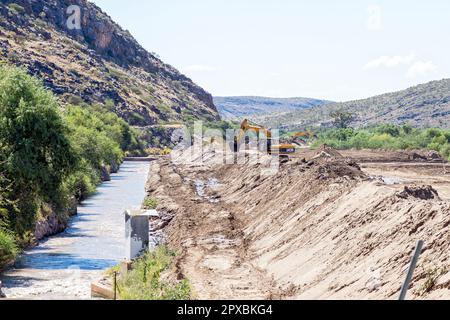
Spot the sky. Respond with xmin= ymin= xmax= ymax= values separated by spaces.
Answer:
xmin=92 ymin=0 xmax=450 ymax=102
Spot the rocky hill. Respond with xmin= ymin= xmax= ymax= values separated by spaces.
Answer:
xmin=257 ymin=79 xmax=450 ymax=131
xmin=0 ymin=0 xmax=219 ymax=125
xmin=214 ymin=96 xmax=330 ymax=121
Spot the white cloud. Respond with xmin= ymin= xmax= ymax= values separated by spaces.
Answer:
xmin=364 ymin=53 xmax=437 ymax=79
xmin=406 ymin=60 xmax=437 ymax=78
xmin=183 ymin=64 xmax=216 ymax=72
xmin=364 ymin=54 xmax=416 ymax=69
xmin=367 ymin=5 xmax=382 ymax=31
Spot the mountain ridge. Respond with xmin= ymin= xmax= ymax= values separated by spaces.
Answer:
xmin=214 ymin=95 xmax=331 ymax=121
xmin=251 ymin=78 xmax=450 ymax=130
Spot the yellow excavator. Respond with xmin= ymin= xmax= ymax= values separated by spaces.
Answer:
xmin=233 ymin=119 xmax=297 ymax=157
xmin=293 ymin=130 xmax=317 ymax=140
xmin=290 ymin=130 xmax=318 ymax=146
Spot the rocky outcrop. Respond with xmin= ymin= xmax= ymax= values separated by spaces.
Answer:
xmin=33 ymin=199 xmax=77 ymax=242
xmin=0 ymin=0 xmax=219 ymax=125
xmin=34 ymin=211 xmax=66 ymax=241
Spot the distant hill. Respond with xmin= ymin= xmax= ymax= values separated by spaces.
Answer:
xmin=0 ymin=0 xmax=219 ymax=125
xmin=255 ymin=79 xmax=450 ymax=131
xmin=214 ymin=96 xmax=331 ymax=120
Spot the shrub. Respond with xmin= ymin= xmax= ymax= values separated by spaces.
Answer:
xmin=103 ymin=98 xmax=115 ymax=111
xmin=117 ymin=246 xmax=191 ymax=300
xmin=376 ymin=124 xmax=400 ymax=137
xmin=67 ymin=95 xmax=84 ymax=105
xmin=417 ymin=267 xmax=447 ymax=296
xmin=0 ymin=229 xmax=18 ymax=269
xmin=8 ymin=3 xmax=25 ymax=14
xmin=64 ymin=159 xmax=99 ymax=201
xmin=0 ymin=66 xmax=78 ymax=233
xmin=106 ymin=67 xmax=127 ymax=81
xmin=129 ymin=112 xmax=146 ymax=125
xmin=313 ymin=125 xmax=450 ymax=161
xmin=367 ymin=133 xmax=394 ymax=149
xmin=0 ymin=65 xmax=147 ymax=249
xmin=142 ymin=197 xmax=158 ymax=209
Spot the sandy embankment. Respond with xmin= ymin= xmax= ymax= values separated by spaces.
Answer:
xmin=146 ymin=145 xmax=450 ymax=299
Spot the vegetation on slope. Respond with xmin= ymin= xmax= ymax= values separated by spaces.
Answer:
xmin=256 ymin=79 xmax=450 ymax=131
xmin=64 ymin=104 xmax=145 ymax=201
xmin=0 ymin=65 xmax=78 ymax=243
xmin=117 ymin=246 xmax=191 ymax=300
xmin=312 ymin=124 xmax=450 ymax=161
xmin=0 ymin=65 xmax=144 ymax=268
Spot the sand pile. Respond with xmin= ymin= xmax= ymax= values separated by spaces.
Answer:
xmin=308 ymin=159 xmax=366 ymax=180
xmin=311 ymin=144 xmax=344 ymax=160
xmin=145 ymin=146 xmax=450 ymax=300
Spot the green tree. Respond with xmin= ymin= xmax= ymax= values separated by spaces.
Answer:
xmin=0 ymin=66 xmax=78 ymax=233
xmin=330 ymin=109 xmax=355 ymax=129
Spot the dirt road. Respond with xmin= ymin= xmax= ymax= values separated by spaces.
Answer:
xmin=147 ymin=147 xmax=450 ymax=299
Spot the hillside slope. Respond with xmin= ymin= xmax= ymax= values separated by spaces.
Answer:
xmin=256 ymin=79 xmax=450 ymax=130
xmin=214 ymin=96 xmax=330 ymax=120
xmin=0 ymin=0 xmax=219 ymax=125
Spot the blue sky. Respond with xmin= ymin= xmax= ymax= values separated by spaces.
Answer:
xmin=92 ymin=0 xmax=450 ymax=101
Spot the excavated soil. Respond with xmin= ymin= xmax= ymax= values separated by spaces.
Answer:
xmin=146 ymin=147 xmax=450 ymax=299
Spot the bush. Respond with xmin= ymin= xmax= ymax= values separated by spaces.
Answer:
xmin=0 ymin=229 xmax=18 ymax=269
xmin=142 ymin=197 xmax=158 ymax=209
xmin=63 ymin=104 xmax=145 ymax=197
xmin=117 ymin=246 xmax=191 ymax=300
xmin=129 ymin=112 xmax=146 ymax=125
xmin=313 ymin=124 xmax=450 ymax=161
xmin=8 ymin=3 xmax=25 ymax=14
xmin=64 ymin=159 xmax=99 ymax=201
xmin=376 ymin=124 xmax=400 ymax=137
xmin=0 ymin=66 xmax=78 ymax=233
xmin=0 ymin=65 xmax=148 ymax=252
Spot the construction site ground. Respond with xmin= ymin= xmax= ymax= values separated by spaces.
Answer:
xmin=146 ymin=147 xmax=450 ymax=300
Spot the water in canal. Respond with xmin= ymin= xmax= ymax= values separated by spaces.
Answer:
xmin=0 ymin=161 xmax=150 ymax=299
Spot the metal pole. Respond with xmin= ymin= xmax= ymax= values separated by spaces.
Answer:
xmin=113 ymin=271 xmax=117 ymax=300
xmin=399 ymin=240 xmax=424 ymax=300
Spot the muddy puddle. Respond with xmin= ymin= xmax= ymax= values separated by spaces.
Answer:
xmin=194 ymin=178 xmax=221 ymax=203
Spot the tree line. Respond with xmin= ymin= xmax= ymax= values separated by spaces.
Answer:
xmin=0 ymin=65 xmax=144 ymax=268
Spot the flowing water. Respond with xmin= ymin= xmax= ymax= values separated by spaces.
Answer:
xmin=0 ymin=161 xmax=150 ymax=299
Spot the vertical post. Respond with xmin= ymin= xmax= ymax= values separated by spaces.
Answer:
xmin=399 ymin=240 xmax=424 ymax=300
xmin=113 ymin=271 xmax=117 ymax=301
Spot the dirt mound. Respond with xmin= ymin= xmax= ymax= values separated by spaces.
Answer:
xmin=396 ymin=185 xmax=441 ymax=200
xmin=146 ymin=146 xmax=450 ymax=300
xmin=304 ymin=145 xmax=366 ymax=180
xmin=410 ymin=152 xmax=428 ymax=161
xmin=424 ymin=150 xmax=445 ymax=162
xmin=409 ymin=150 xmax=445 ymax=162
xmin=311 ymin=144 xmax=344 ymax=160
xmin=308 ymin=160 xmax=367 ymax=180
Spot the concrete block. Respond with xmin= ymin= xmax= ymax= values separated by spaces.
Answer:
xmin=124 ymin=210 xmax=157 ymax=260
xmin=91 ymin=281 xmax=114 ymax=300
